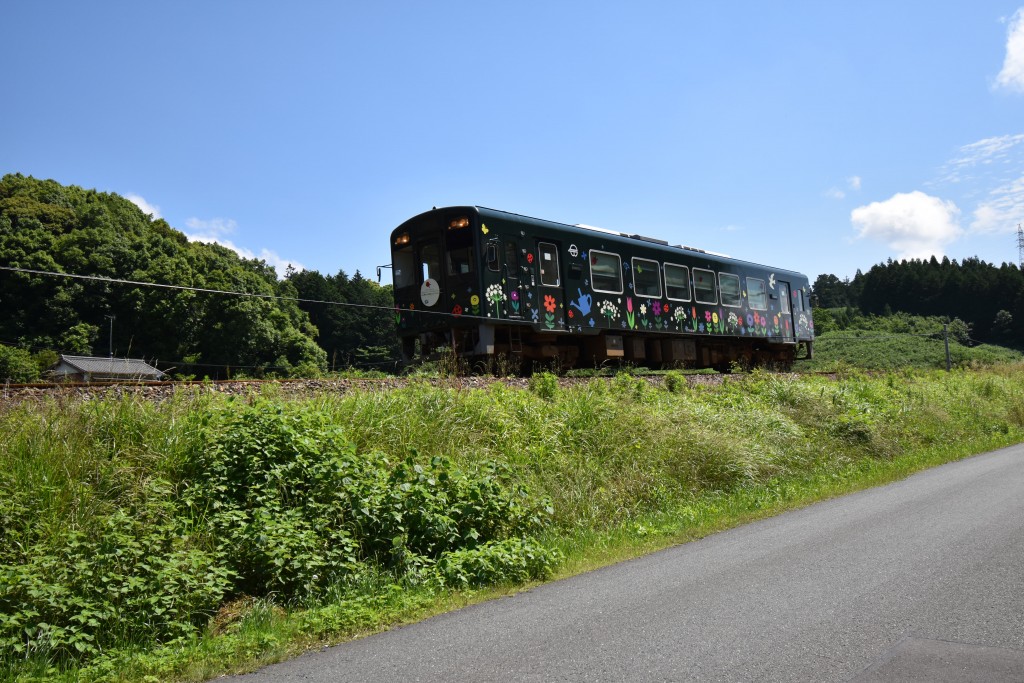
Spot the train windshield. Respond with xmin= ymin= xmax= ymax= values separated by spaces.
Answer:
xmin=393 ymin=246 xmax=415 ymax=288
xmin=446 ymin=225 xmax=474 ymax=276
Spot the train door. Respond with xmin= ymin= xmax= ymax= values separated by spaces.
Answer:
xmin=418 ymin=240 xmax=444 ymax=311
xmin=777 ymin=280 xmax=796 ymax=342
xmin=503 ymin=239 xmax=524 ymax=319
xmin=534 ymin=241 xmax=566 ymax=330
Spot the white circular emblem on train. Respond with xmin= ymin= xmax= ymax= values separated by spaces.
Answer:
xmin=568 ymin=244 xmax=579 ymax=258
xmin=420 ymin=278 xmax=440 ymax=307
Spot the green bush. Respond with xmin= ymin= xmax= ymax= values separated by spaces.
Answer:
xmin=0 ymin=344 xmax=39 ymax=383
xmin=528 ymin=371 xmax=559 ymax=400
xmin=184 ymin=399 xmax=557 ymax=601
xmin=432 ymin=538 xmax=562 ymax=588
xmin=664 ymin=371 xmax=685 ymax=393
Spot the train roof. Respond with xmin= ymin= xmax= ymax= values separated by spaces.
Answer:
xmin=398 ymin=206 xmax=809 ymax=280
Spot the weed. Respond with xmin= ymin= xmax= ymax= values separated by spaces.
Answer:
xmin=528 ymin=372 xmax=559 ymax=400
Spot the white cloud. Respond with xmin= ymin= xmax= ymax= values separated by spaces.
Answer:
xmin=825 ymin=176 xmax=861 ymax=200
xmin=851 ymin=191 xmax=963 ymax=260
xmin=185 ymin=216 xmax=238 ymax=237
xmin=970 ymin=174 xmax=1024 ymax=232
xmin=184 ymin=217 xmax=304 ymax=279
xmin=996 ymin=8 xmax=1024 ymax=92
xmin=125 ymin=193 xmax=161 ymax=219
xmin=937 ymin=133 xmax=1024 ymax=183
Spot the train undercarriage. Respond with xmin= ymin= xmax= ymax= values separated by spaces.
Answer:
xmin=402 ymin=323 xmax=813 ymax=373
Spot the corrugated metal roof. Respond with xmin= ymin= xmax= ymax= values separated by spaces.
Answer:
xmin=55 ymin=355 xmax=165 ymax=378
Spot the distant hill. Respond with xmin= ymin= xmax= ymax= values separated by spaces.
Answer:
xmin=0 ymin=173 xmax=326 ymax=376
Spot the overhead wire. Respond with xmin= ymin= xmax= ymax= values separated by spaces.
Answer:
xmin=0 ymin=264 xmax=494 ymax=323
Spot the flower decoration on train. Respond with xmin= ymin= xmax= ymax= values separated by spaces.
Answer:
xmin=626 ymin=297 xmax=635 ymax=329
xmin=485 ymin=284 xmax=505 ymax=318
xmin=599 ymin=299 xmax=618 ymax=325
xmin=541 ymin=294 xmax=558 ymax=329
xmin=509 ymin=289 xmax=520 ymax=313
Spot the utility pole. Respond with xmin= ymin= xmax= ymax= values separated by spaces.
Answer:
xmin=1017 ymin=224 xmax=1024 ymax=269
xmin=943 ymin=323 xmax=951 ymax=372
xmin=105 ymin=315 xmax=115 ymax=358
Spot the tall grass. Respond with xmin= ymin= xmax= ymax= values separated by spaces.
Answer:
xmin=3 ymin=368 xmax=1024 ymax=681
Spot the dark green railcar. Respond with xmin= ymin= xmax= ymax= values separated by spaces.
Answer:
xmin=390 ymin=206 xmax=813 ymax=369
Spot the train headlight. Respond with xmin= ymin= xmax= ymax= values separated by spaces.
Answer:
xmin=449 ymin=216 xmax=469 ymax=229
xmin=394 ymin=233 xmax=410 ymax=246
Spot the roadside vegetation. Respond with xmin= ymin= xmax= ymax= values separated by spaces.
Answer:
xmin=3 ymin=364 xmax=1024 ymax=681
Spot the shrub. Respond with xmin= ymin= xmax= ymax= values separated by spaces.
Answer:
xmin=0 ymin=344 xmax=39 ymax=383
xmin=528 ymin=371 xmax=559 ymax=400
xmin=183 ymin=399 xmax=557 ymax=600
xmin=664 ymin=371 xmax=685 ymax=393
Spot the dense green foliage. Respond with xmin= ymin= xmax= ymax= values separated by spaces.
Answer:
xmin=802 ymin=310 xmax=1023 ymax=371
xmin=0 ymin=392 xmax=557 ymax=677
xmin=812 ymin=257 xmax=1024 ymax=344
xmin=0 ymin=345 xmax=40 ymax=383
xmin=0 ymin=174 xmax=327 ymax=377
xmin=285 ymin=269 xmax=399 ymax=370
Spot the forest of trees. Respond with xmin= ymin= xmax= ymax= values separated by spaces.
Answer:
xmin=0 ymin=174 xmax=397 ymax=380
xmin=811 ymin=256 xmax=1024 ymax=345
xmin=286 ymin=268 xmax=400 ymax=370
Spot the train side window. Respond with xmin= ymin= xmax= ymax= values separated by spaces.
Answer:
xmin=720 ymin=273 xmax=741 ymax=307
xmin=486 ymin=243 xmax=499 ymax=272
xmin=747 ymin=278 xmax=768 ymax=310
xmin=794 ymin=288 xmax=804 ymax=312
xmin=632 ymin=257 xmax=662 ymax=298
xmin=780 ymin=283 xmax=791 ymax=314
xmin=420 ymin=242 xmax=442 ymax=283
xmin=538 ymin=242 xmax=560 ymax=287
xmin=590 ymin=250 xmax=622 ymax=294
xmin=693 ymin=268 xmax=717 ymax=304
xmin=664 ymin=263 xmax=691 ymax=301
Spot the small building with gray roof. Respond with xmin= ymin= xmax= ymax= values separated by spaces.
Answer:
xmin=50 ymin=355 xmax=166 ymax=383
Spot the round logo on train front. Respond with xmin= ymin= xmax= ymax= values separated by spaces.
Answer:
xmin=420 ymin=278 xmax=440 ymax=307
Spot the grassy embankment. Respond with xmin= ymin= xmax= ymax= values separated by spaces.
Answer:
xmin=799 ymin=310 xmax=1023 ymax=371
xmin=3 ymin=366 xmax=1024 ymax=682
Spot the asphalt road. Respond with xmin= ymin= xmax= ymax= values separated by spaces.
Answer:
xmin=227 ymin=444 xmax=1024 ymax=682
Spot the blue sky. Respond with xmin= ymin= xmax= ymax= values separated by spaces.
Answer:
xmin=4 ymin=2 xmax=1024 ymax=283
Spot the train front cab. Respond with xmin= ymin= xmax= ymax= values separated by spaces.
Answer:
xmin=390 ymin=208 xmax=480 ymax=361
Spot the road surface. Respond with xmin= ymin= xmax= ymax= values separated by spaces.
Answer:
xmin=227 ymin=444 xmax=1024 ymax=682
